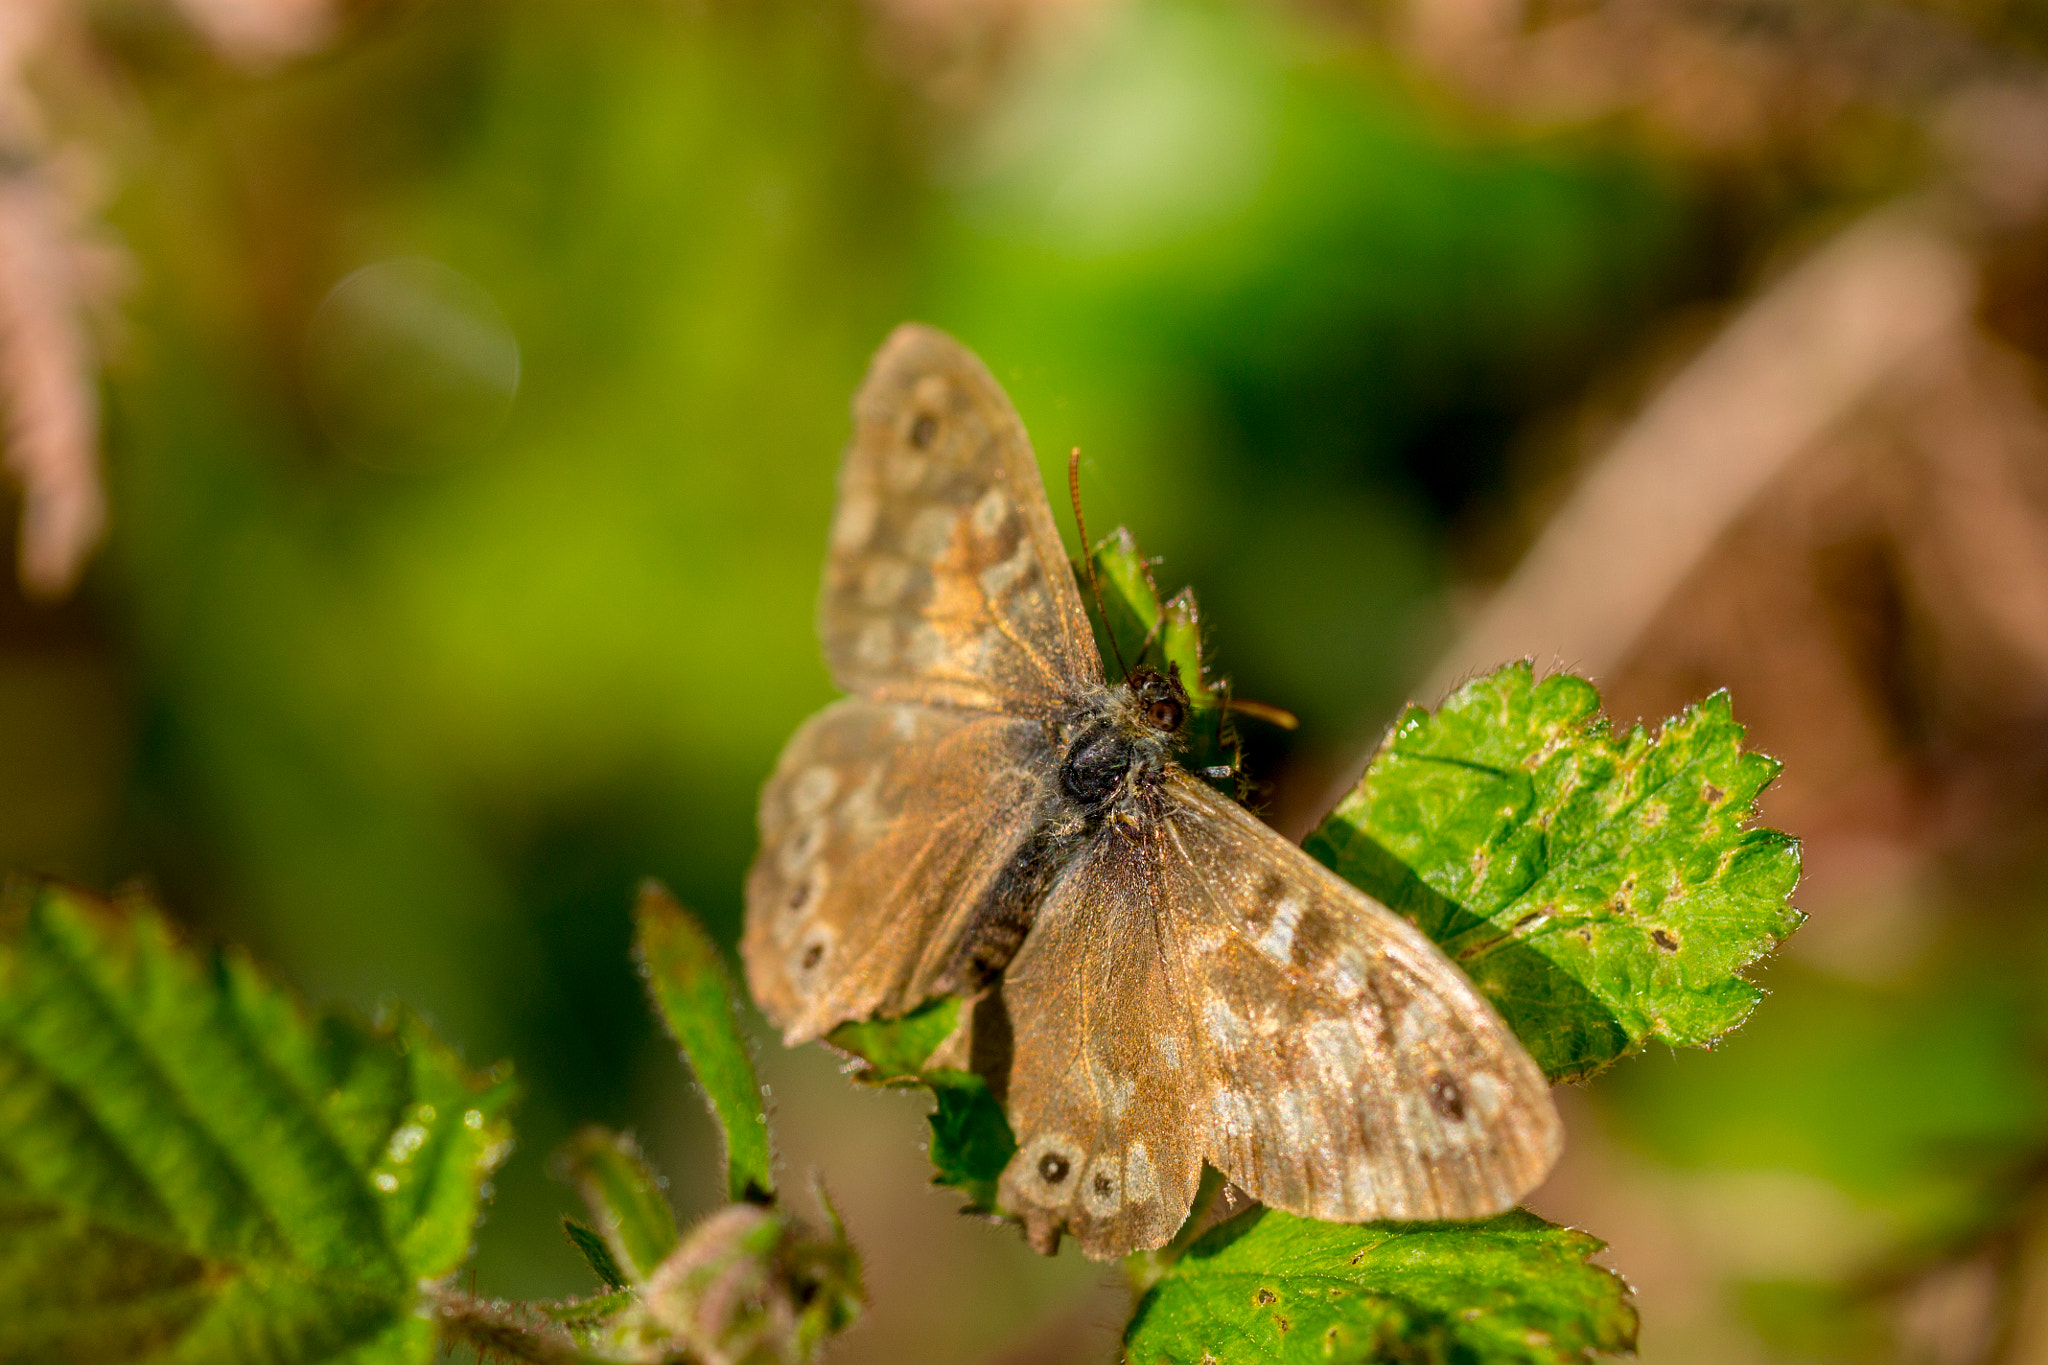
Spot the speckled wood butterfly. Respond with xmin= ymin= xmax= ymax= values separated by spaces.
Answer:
xmin=742 ymin=324 xmax=1561 ymax=1259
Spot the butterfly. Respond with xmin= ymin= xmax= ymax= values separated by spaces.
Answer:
xmin=742 ymin=324 xmax=1562 ymax=1260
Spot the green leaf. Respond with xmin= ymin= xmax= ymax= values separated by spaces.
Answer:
xmin=825 ymin=995 xmax=959 ymax=1082
xmin=1090 ymin=527 xmax=1220 ymax=711
xmin=1086 ymin=527 xmax=1263 ymax=783
xmin=1305 ymin=662 xmax=1803 ymax=1080
xmin=0 ymin=880 xmax=512 ymax=1365
xmin=922 ymin=1069 xmax=1017 ymax=1213
xmin=633 ymin=880 xmax=774 ymax=1203
xmin=562 ymin=1218 xmax=630 ymax=1292
xmin=1125 ymin=1208 xmax=1637 ymax=1365
xmin=553 ymin=1126 xmax=680 ymax=1287
xmin=589 ymin=1204 xmax=862 ymax=1365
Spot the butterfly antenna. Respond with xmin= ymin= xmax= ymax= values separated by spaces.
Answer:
xmin=1069 ymin=445 xmax=1128 ymax=680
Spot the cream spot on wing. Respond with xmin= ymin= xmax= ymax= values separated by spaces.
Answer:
xmin=1204 ymin=999 xmax=1250 ymax=1052
xmin=1393 ymin=999 xmax=1431 ymax=1050
xmin=832 ymin=492 xmax=880 ymax=553
xmin=1255 ymin=896 xmax=1304 ymax=963
xmin=890 ymin=706 xmax=921 ymax=739
xmin=860 ymin=557 xmax=912 ymax=607
xmin=838 ymin=772 xmax=887 ymax=840
xmin=1303 ymin=1019 xmax=1361 ymax=1085
xmin=1211 ymin=1088 xmax=1253 ymax=1138
xmin=1324 ymin=950 xmax=1369 ymax=1000
xmin=905 ymin=623 xmax=947 ymax=671
xmin=971 ymin=487 xmax=1011 ymax=538
xmin=1155 ymin=1034 xmax=1182 ymax=1070
xmin=1082 ymin=1156 xmax=1122 ymax=1217
xmin=906 ymin=507 xmax=959 ymax=562
xmin=1124 ymin=1143 xmax=1159 ymax=1204
xmin=885 ymin=452 xmax=927 ymax=493
xmin=978 ymin=543 xmax=1036 ymax=599
xmin=777 ymin=819 xmax=826 ymax=877
xmin=855 ymin=619 xmax=895 ymax=671
xmin=1345 ymin=1152 xmax=1381 ymax=1208
xmin=789 ymin=765 xmax=838 ymax=820
xmin=1016 ymin=1133 xmax=1084 ymax=1205
xmin=1466 ymin=1072 xmax=1504 ymax=1121
xmin=1103 ymin=1074 xmax=1136 ymax=1122
xmin=1271 ymin=1086 xmax=1313 ymax=1145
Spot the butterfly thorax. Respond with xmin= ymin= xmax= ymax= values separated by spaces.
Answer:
xmin=1054 ymin=666 xmax=1187 ymax=817
xmin=941 ymin=667 xmax=1188 ymax=993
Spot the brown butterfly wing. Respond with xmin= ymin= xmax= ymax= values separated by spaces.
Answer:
xmin=747 ymin=323 xmax=1097 ymax=1042
xmin=997 ymin=770 xmax=1561 ymax=1259
xmin=744 ymin=696 xmax=1053 ymax=1044
xmin=818 ymin=322 xmax=1101 ymax=714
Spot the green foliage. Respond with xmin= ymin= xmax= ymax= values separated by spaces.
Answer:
xmin=922 ymin=1070 xmax=1018 ymax=1214
xmin=1126 ymin=1209 xmax=1637 ymax=1365
xmin=823 ymin=1000 xmax=1020 ymax=1213
xmin=1307 ymin=662 xmax=1803 ymax=1080
xmin=562 ymin=1219 xmax=631 ymax=1291
xmin=0 ymin=880 xmax=512 ymax=1365
xmin=634 ymin=880 xmax=775 ymax=1202
xmin=825 ymin=995 xmax=960 ymax=1081
xmin=552 ymin=1127 xmax=680 ymax=1288
xmin=1088 ymin=528 xmax=1241 ymax=779
xmin=1090 ymin=527 xmax=1220 ymax=712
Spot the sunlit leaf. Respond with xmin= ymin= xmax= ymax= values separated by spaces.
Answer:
xmin=562 ymin=1218 xmax=630 ymax=1292
xmin=825 ymin=995 xmax=959 ymax=1083
xmin=1125 ymin=1208 xmax=1636 ymax=1365
xmin=553 ymin=1126 xmax=680 ymax=1287
xmin=634 ymin=880 xmax=775 ymax=1203
xmin=0 ymin=880 xmax=512 ymax=1365
xmin=1306 ymin=662 xmax=1803 ymax=1080
xmin=923 ymin=1069 xmax=1017 ymax=1213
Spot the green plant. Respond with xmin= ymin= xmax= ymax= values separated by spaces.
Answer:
xmin=0 ymin=530 xmax=1800 ymax=1363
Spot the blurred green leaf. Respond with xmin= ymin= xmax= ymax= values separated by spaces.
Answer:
xmin=1125 ymin=1208 xmax=1636 ymax=1365
xmin=923 ymin=1069 xmax=1018 ymax=1214
xmin=634 ymin=881 xmax=774 ymax=1202
xmin=0 ymin=880 xmax=512 ymax=1365
xmin=553 ymin=1127 xmax=679 ymax=1288
xmin=562 ymin=1219 xmax=630 ymax=1292
xmin=825 ymin=995 xmax=960 ymax=1083
xmin=1306 ymin=662 xmax=1803 ymax=1080
xmin=590 ymin=1204 xmax=862 ymax=1365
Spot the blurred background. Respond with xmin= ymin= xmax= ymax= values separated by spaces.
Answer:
xmin=7 ymin=0 xmax=2048 ymax=1360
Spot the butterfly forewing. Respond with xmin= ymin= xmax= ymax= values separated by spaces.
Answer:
xmin=998 ymin=770 xmax=1561 ymax=1254
xmin=749 ymin=324 xmax=1096 ymax=1043
xmin=820 ymin=324 xmax=1100 ymax=714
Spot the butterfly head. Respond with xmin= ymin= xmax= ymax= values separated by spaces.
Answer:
xmin=1122 ymin=664 xmax=1189 ymax=737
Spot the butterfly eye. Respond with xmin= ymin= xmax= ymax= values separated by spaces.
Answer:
xmin=1146 ymin=700 xmax=1182 ymax=731
xmin=909 ymin=413 xmax=938 ymax=449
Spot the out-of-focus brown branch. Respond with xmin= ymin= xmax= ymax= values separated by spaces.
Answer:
xmin=0 ymin=162 xmax=106 ymax=601
xmin=0 ymin=0 xmax=340 ymax=602
xmin=1420 ymin=204 xmax=1976 ymax=699
xmin=168 ymin=0 xmax=336 ymax=68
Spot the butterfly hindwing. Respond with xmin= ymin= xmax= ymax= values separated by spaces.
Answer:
xmin=998 ymin=770 xmax=1561 ymax=1255
xmin=744 ymin=696 xmax=1053 ymax=1044
xmin=819 ymin=323 xmax=1100 ymax=714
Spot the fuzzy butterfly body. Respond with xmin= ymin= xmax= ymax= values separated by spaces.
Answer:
xmin=743 ymin=324 xmax=1562 ymax=1259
